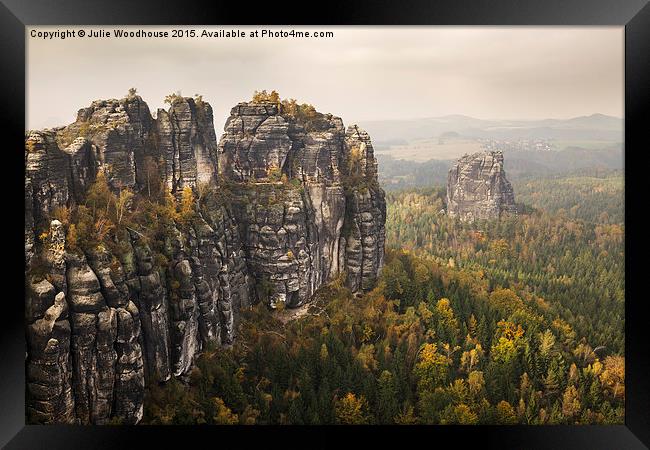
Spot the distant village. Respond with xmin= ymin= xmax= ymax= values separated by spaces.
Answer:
xmin=479 ymin=138 xmax=552 ymax=152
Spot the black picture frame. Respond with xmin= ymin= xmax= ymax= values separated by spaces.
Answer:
xmin=2 ymin=0 xmax=648 ymax=448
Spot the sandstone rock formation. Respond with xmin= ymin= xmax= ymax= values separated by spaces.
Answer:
xmin=218 ymin=102 xmax=386 ymax=307
xmin=25 ymin=94 xmax=386 ymax=424
xmin=446 ymin=151 xmax=517 ymax=221
xmin=156 ymin=97 xmax=219 ymax=191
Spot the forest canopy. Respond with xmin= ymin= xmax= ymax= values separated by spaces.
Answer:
xmin=142 ymin=170 xmax=624 ymax=425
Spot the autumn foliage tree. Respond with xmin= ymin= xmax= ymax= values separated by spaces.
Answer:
xmin=335 ymin=393 xmax=370 ymax=424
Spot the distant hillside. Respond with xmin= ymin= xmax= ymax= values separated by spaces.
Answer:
xmin=360 ymin=113 xmax=623 ymax=145
xmin=378 ymin=146 xmax=623 ymax=190
xmin=504 ymin=147 xmax=623 ymax=179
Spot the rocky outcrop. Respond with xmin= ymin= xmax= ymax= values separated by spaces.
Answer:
xmin=66 ymin=253 xmax=117 ymax=424
xmin=446 ymin=151 xmax=517 ymax=221
xmin=26 ymin=287 xmax=75 ymax=424
xmin=342 ymin=126 xmax=386 ymax=292
xmin=125 ymin=229 xmax=172 ymax=382
xmin=25 ymin=130 xmax=71 ymax=232
xmin=218 ymin=103 xmax=292 ymax=182
xmin=156 ymin=97 xmax=219 ymax=192
xmin=67 ymin=96 xmax=154 ymax=190
xmin=218 ymin=102 xmax=386 ymax=307
xmin=85 ymin=246 xmax=145 ymax=423
xmin=25 ymin=94 xmax=385 ymax=424
xmin=195 ymin=200 xmax=252 ymax=343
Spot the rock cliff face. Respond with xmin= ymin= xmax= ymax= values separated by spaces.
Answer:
xmin=24 ymin=95 xmax=386 ymax=424
xmin=446 ymin=151 xmax=517 ymax=221
xmin=218 ymin=102 xmax=385 ymax=307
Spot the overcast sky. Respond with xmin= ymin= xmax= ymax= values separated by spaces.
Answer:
xmin=27 ymin=26 xmax=623 ymax=130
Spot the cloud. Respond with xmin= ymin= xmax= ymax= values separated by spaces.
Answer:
xmin=27 ymin=26 xmax=623 ymax=130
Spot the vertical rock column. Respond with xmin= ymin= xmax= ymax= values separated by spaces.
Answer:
xmin=25 ymin=131 xmax=71 ymax=230
xmin=124 ymin=230 xmax=172 ymax=382
xmin=288 ymin=115 xmax=347 ymax=302
xmin=341 ymin=126 xmax=386 ymax=292
xmin=168 ymin=228 xmax=201 ymax=376
xmin=155 ymin=97 xmax=219 ymax=193
xmin=446 ymin=151 xmax=517 ymax=221
xmin=26 ymin=286 xmax=75 ymax=424
xmin=189 ymin=216 xmax=221 ymax=343
xmin=113 ymin=301 xmax=146 ymax=423
xmin=198 ymin=202 xmax=252 ymax=344
xmin=86 ymin=247 xmax=145 ymax=424
xmin=25 ymin=220 xmax=75 ymax=424
xmin=66 ymin=253 xmax=117 ymax=424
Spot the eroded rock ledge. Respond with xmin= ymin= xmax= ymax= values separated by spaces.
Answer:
xmin=24 ymin=94 xmax=386 ymax=424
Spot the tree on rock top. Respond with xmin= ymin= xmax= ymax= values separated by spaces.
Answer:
xmin=252 ymin=89 xmax=280 ymax=104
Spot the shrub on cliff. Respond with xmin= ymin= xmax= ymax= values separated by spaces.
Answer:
xmin=250 ymin=90 xmax=322 ymax=128
xmin=252 ymin=89 xmax=280 ymax=104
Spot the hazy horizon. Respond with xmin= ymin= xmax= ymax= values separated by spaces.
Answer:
xmin=27 ymin=26 xmax=623 ymax=130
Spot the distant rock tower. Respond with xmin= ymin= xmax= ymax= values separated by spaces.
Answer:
xmin=446 ymin=151 xmax=517 ymax=221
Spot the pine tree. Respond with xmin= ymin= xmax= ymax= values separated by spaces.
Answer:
xmin=377 ymin=370 xmax=399 ymax=424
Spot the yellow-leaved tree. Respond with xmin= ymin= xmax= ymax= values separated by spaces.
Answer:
xmin=178 ymin=186 xmax=196 ymax=223
xmin=599 ymin=355 xmax=624 ymax=401
xmin=252 ymin=89 xmax=280 ymax=104
xmin=495 ymin=400 xmax=518 ymax=424
xmin=334 ymin=393 xmax=369 ymax=424
xmin=212 ymin=397 xmax=238 ymax=425
xmin=561 ymin=385 xmax=581 ymax=421
xmin=415 ymin=343 xmax=450 ymax=391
